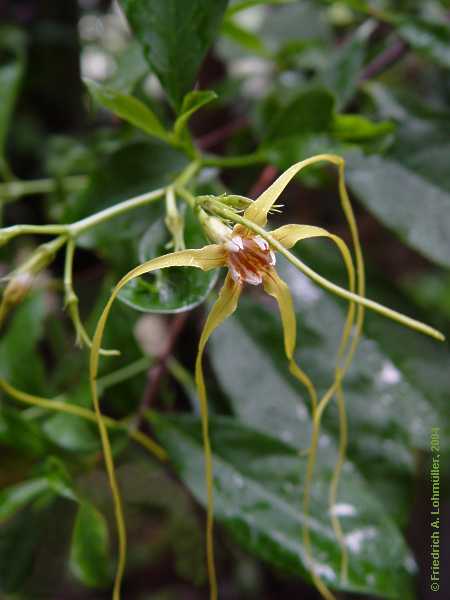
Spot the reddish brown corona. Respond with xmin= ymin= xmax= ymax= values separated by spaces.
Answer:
xmin=225 ymin=233 xmax=276 ymax=285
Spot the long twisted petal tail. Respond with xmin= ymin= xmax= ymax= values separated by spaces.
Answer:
xmin=269 ymin=223 xmax=358 ymax=597
xmin=195 ymin=273 xmax=242 ymax=600
xmin=244 ymin=154 xmax=347 ymax=227
xmin=262 ymin=268 xmax=318 ymax=411
xmin=89 ymin=245 xmax=225 ymax=600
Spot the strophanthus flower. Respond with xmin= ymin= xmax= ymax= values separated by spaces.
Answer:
xmin=89 ymin=155 xmax=444 ymax=600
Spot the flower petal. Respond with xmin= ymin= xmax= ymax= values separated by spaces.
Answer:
xmin=244 ymin=155 xmax=337 ymax=227
xmin=195 ymin=272 xmax=242 ymax=600
xmin=88 ymin=245 xmax=226 ymax=600
xmin=262 ymin=268 xmax=318 ymax=412
xmin=271 ymin=224 xmax=330 ymax=248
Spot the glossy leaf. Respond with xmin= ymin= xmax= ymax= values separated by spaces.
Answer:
xmin=120 ymin=0 xmax=229 ymax=110
xmin=346 ymin=150 xmax=450 ymax=268
xmin=397 ymin=17 xmax=450 ymax=69
xmin=66 ymin=140 xmax=188 ymax=269
xmin=150 ymin=412 xmax=416 ymax=598
xmin=208 ymin=257 xmax=445 ymax=524
xmin=118 ymin=206 xmax=219 ymax=313
xmin=70 ymin=502 xmax=111 ymax=588
xmin=85 ymin=79 xmax=171 ymax=143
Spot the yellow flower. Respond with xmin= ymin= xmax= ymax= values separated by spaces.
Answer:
xmin=89 ymin=154 xmax=444 ymax=600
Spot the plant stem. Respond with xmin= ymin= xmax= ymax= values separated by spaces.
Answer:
xmin=202 ymin=152 xmax=266 ymax=168
xmin=97 ymin=356 xmax=152 ymax=392
xmin=206 ymin=202 xmax=445 ymax=341
xmin=0 ymin=377 xmax=167 ymax=462
xmin=0 ymin=175 xmax=88 ymax=201
xmin=69 ymin=187 xmax=166 ymax=237
xmin=63 ymin=239 xmax=119 ymax=356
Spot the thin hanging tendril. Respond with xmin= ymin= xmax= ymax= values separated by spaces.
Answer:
xmin=89 ymin=248 xmax=225 ymax=600
xmin=302 ymin=156 xmax=365 ymax=599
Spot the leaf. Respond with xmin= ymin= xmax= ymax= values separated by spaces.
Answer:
xmin=319 ymin=21 xmax=373 ymax=109
xmin=0 ymin=479 xmax=48 ymax=523
xmin=69 ymin=502 xmax=111 ymax=588
xmin=0 ymin=406 xmax=49 ymax=456
xmin=332 ymin=114 xmax=395 ymax=142
xmin=118 ymin=206 xmax=219 ymax=313
xmin=0 ymin=506 xmax=42 ymax=593
xmin=65 ymin=140 xmax=188 ymax=269
xmin=0 ymin=293 xmax=46 ymax=394
xmin=221 ymin=19 xmax=269 ymax=57
xmin=150 ymin=412 xmax=416 ymax=598
xmin=207 ymin=256 xmax=445 ymax=524
xmin=120 ymin=0 xmax=229 ymax=110
xmin=43 ymin=414 xmax=104 ymax=454
xmin=396 ymin=17 xmax=450 ymax=69
xmin=105 ymin=40 xmax=149 ymax=94
xmin=345 ymin=150 xmax=450 ymax=268
xmin=266 ymin=87 xmax=335 ymax=140
xmin=85 ymin=79 xmax=171 ymax=143
xmin=0 ymin=26 xmax=26 ymax=176
xmin=174 ymin=90 xmax=217 ymax=139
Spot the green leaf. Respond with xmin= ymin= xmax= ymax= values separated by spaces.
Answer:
xmin=70 ymin=502 xmax=111 ymax=588
xmin=105 ymin=40 xmax=149 ymax=94
xmin=118 ymin=206 xmax=219 ymax=313
xmin=266 ymin=87 xmax=335 ymax=139
xmin=65 ymin=140 xmax=188 ymax=270
xmin=37 ymin=456 xmax=78 ymax=502
xmin=0 ymin=26 xmax=26 ymax=178
xmin=43 ymin=414 xmax=103 ymax=454
xmin=207 ymin=255 xmax=445 ymax=524
xmin=0 ymin=406 xmax=49 ymax=456
xmin=332 ymin=114 xmax=395 ymax=142
xmin=346 ymin=150 xmax=450 ymax=268
xmin=85 ymin=79 xmax=171 ymax=143
xmin=319 ymin=22 xmax=373 ymax=109
xmin=0 ymin=293 xmax=46 ymax=394
xmin=150 ymin=412 xmax=415 ymax=598
xmin=0 ymin=479 xmax=48 ymax=523
xmin=0 ymin=506 xmax=42 ymax=593
xmin=396 ymin=17 xmax=450 ymax=69
xmin=120 ymin=0 xmax=229 ymax=110
xmin=221 ymin=19 xmax=270 ymax=57
xmin=174 ymin=90 xmax=217 ymax=139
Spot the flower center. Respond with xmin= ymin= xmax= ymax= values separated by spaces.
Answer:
xmin=225 ymin=234 xmax=276 ymax=285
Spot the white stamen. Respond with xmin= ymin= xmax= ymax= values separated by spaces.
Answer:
xmin=229 ymin=264 xmax=242 ymax=282
xmin=225 ymin=235 xmax=244 ymax=252
xmin=244 ymin=271 xmax=263 ymax=286
xmin=269 ymin=251 xmax=276 ymax=265
xmin=254 ymin=235 xmax=269 ymax=251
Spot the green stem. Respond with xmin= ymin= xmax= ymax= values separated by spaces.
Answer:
xmin=206 ymin=201 xmax=445 ymax=341
xmin=0 ymin=175 xmax=88 ymax=201
xmin=97 ymin=356 xmax=152 ymax=392
xmin=63 ymin=239 xmax=119 ymax=356
xmin=69 ymin=187 xmax=166 ymax=237
xmin=0 ymin=377 xmax=167 ymax=462
xmin=201 ymin=152 xmax=265 ymax=168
